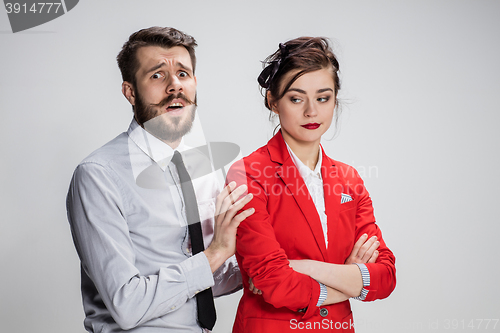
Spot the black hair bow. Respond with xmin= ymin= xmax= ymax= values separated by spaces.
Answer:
xmin=258 ymin=43 xmax=289 ymax=89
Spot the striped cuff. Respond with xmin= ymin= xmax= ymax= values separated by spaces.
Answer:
xmin=316 ymin=282 xmax=328 ymax=306
xmin=352 ymin=263 xmax=370 ymax=301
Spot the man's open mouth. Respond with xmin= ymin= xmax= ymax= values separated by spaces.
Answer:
xmin=166 ymin=102 xmax=184 ymax=111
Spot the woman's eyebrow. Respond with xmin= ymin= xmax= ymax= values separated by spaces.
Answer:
xmin=286 ymin=88 xmax=306 ymax=94
xmin=286 ymin=87 xmax=334 ymax=94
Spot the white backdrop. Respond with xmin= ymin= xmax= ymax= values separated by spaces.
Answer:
xmin=1 ymin=1 xmax=499 ymax=332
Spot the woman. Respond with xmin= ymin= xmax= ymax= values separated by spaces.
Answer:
xmin=226 ymin=37 xmax=396 ymax=332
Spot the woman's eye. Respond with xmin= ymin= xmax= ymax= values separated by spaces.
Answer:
xmin=291 ymin=97 xmax=302 ymax=103
xmin=318 ymin=97 xmax=330 ymax=102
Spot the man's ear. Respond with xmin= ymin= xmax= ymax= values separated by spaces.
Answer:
xmin=122 ymin=81 xmax=136 ymax=106
xmin=267 ymin=91 xmax=278 ymax=114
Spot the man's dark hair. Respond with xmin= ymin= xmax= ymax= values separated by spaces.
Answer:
xmin=117 ymin=27 xmax=197 ymax=87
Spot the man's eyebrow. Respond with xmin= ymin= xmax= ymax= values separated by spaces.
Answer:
xmin=177 ymin=62 xmax=192 ymax=72
xmin=146 ymin=63 xmax=166 ymax=74
xmin=145 ymin=62 xmax=193 ymax=74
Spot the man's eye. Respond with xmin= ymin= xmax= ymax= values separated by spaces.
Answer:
xmin=151 ymin=73 xmax=163 ymax=79
xmin=179 ymin=71 xmax=188 ymax=78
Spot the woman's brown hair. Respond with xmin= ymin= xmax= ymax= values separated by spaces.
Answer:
xmin=258 ymin=37 xmax=341 ymax=111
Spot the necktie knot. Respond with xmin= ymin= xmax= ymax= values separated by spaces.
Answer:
xmin=171 ymin=150 xmax=184 ymax=168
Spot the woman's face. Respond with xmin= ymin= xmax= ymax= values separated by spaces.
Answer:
xmin=272 ymin=67 xmax=336 ymax=148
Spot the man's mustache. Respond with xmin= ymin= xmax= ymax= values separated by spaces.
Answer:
xmin=151 ymin=93 xmax=196 ymax=108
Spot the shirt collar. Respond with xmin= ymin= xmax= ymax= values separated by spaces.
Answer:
xmin=127 ymin=118 xmax=187 ymax=171
xmin=285 ymin=142 xmax=323 ymax=180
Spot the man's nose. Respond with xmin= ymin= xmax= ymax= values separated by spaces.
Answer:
xmin=166 ymin=75 xmax=183 ymax=94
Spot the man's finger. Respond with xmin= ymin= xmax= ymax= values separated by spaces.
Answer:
xmin=215 ymin=181 xmax=236 ymax=216
xmin=248 ymin=277 xmax=262 ymax=295
xmin=232 ymin=192 xmax=253 ymax=211
xmin=222 ymin=194 xmax=254 ymax=227
xmin=230 ymin=207 xmax=255 ymax=228
xmin=226 ymin=184 xmax=248 ymax=208
xmin=218 ymin=184 xmax=248 ymax=218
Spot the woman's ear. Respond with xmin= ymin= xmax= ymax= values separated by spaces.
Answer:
xmin=267 ymin=91 xmax=279 ymax=115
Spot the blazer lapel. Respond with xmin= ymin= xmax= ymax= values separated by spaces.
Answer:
xmin=322 ymin=150 xmax=344 ymax=263
xmin=268 ymin=132 xmax=328 ymax=260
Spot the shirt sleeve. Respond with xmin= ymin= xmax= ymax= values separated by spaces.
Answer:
xmin=212 ymin=255 xmax=242 ymax=297
xmin=66 ymin=162 xmax=215 ymax=330
xmin=352 ymin=263 xmax=370 ymax=301
xmin=316 ymin=282 xmax=328 ymax=306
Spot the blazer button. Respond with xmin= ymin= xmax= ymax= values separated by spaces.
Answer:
xmin=319 ymin=308 xmax=328 ymax=317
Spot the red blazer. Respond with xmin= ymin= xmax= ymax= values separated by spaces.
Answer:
xmin=227 ymin=131 xmax=396 ymax=332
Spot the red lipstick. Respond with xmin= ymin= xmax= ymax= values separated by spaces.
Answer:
xmin=301 ymin=123 xmax=320 ymax=130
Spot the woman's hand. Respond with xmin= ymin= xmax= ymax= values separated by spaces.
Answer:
xmin=253 ymin=234 xmax=380 ymax=299
xmin=287 ymin=234 xmax=380 ymax=298
xmin=344 ymin=234 xmax=379 ymax=265
xmin=288 ymin=233 xmax=379 ymax=276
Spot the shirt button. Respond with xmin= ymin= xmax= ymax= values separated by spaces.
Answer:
xmin=171 ymin=306 xmax=176 ymax=310
xmin=319 ymin=308 xmax=328 ymax=317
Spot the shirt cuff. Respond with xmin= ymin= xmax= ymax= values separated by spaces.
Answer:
xmin=180 ymin=252 xmax=215 ymax=298
xmin=212 ymin=255 xmax=242 ymax=297
xmin=352 ymin=263 xmax=370 ymax=301
xmin=316 ymin=282 xmax=328 ymax=306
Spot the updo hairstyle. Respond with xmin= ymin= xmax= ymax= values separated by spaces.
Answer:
xmin=258 ymin=37 xmax=341 ymax=112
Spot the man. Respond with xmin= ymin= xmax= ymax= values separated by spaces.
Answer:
xmin=66 ymin=27 xmax=254 ymax=332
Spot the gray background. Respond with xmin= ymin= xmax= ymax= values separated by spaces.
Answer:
xmin=1 ymin=1 xmax=499 ymax=332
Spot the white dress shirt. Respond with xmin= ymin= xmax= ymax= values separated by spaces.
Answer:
xmin=66 ymin=119 xmax=241 ymax=332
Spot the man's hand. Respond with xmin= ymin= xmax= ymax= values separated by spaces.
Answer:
xmin=204 ymin=181 xmax=254 ymax=273
xmin=344 ymin=234 xmax=379 ymax=265
xmin=248 ymin=278 xmax=262 ymax=295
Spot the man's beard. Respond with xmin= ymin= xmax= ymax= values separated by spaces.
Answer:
xmin=134 ymin=91 xmax=197 ymax=143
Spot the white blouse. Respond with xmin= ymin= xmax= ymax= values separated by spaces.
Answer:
xmin=285 ymin=143 xmax=328 ymax=248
